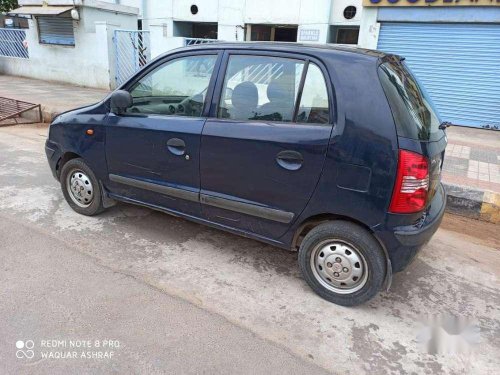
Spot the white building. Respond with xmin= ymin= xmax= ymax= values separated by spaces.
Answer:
xmin=143 ymin=0 xmax=363 ymax=56
xmin=1 ymin=1 xmax=139 ymax=89
xmin=0 ymin=1 xmax=364 ymax=89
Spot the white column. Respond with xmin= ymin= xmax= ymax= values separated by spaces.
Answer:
xmin=149 ymin=20 xmax=186 ymax=58
xmin=358 ymin=8 xmax=380 ymax=49
xmin=95 ymin=22 xmax=113 ymax=89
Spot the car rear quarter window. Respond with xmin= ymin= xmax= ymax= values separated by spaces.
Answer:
xmin=378 ymin=61 xmax=442 ymax=141
xmin=296 ymin=63 xmax=329 ymax=124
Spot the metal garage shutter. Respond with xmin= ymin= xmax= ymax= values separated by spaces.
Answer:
xmin=37 ymin=16 xmax=75 ymax=46
xmin=378 ymin=23 xmax=500 ymax=129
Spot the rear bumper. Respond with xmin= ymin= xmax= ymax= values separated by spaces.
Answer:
xmin=374 ymin=183 xmax=446 ymax=273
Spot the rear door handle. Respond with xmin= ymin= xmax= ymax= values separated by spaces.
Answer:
xmin=276 ymin=150 xmax=303 ymax=171
xmin=167 ymin=138 xmax=186 ymax=156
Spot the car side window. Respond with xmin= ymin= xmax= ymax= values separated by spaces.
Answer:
xmin=296 ymin=63 xmax=330 ymax=124
xmin=126 ymin=54 xmax=217 ymax=117
xmin=218 ymin=55 xmax=304 ymax=122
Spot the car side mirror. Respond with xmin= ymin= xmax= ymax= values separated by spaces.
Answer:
xmin=110 ymin=90 xmax=132 ymax=115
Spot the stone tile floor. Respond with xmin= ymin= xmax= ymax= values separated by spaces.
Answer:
xmin=443 ymin=128 xmax=500 ymax=193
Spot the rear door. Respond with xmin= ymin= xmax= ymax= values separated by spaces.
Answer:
xmin=200 ymin=51 xmax=334 ymax=239
xmin=105 ymin=52 xmax=220 ymax=216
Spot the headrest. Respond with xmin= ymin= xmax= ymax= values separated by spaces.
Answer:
xmin=232 ymin=81 xmax=258 ymax=109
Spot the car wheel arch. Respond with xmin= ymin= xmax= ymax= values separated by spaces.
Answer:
xmin=292 ymin=214 xmax=365 ymax=249
xmin=56 ymin=152 xmax=82 ymax=178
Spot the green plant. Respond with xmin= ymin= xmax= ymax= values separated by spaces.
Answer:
xmin=0 ymin=0 xmax=18 ymax=14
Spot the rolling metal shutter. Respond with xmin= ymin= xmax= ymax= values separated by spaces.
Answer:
xmin=378 ymin=23 xmax=500 ymax=129
xmin=37 ymin=16 xmax=75 ymax=46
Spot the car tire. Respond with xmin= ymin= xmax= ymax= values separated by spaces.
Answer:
xmin=298 ymin=221 xmax=386 ymax=307
xmin=60 ymin=158 xmax=105 ymax=216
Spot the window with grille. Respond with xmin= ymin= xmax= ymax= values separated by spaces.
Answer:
xmin=37 ymin=16 xmax=75 ymax=46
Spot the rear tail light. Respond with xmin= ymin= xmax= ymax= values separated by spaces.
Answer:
xmin=389 ymin=150 xmax=429 ymax=214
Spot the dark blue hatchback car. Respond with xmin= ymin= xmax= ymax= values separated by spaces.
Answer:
xmin=45 ymin=43 xmax=447 ymax=306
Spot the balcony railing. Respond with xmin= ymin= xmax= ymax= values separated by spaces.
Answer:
xmin=184 ymin=38 xmax=218 ymax=47
xmin=0 ymin=28 xmax=29 ymax=59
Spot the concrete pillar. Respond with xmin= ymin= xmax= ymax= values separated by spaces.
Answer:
xmin=218 ymin=24 xmax=244 ymax=42
xmin=95 ymin=22 xmax=113 ymax=89
xmin=149 ymin=20 xmax=187 ymax=58
xmin=358 ymin=8 xmax=380 ymax=49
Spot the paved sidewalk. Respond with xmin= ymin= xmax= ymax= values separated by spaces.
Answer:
xmin=444 ymin=126 xmax=500 ymax=193
xmin=0 ymin=74 xmax=108 ymax=121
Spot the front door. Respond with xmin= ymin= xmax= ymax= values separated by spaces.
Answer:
xmin=200 ymin=52 xmax=333 ymax=239
xmin=105 ymin=52 xmax=220 ymax=216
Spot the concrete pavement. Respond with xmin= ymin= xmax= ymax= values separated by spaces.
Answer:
xmin=0 ymin=124 xmax=499 ymax=374
xmin=1 ymin=215 xmax=329 ymax=375
xmin=0 ymin=75 xmax=107 ymax=122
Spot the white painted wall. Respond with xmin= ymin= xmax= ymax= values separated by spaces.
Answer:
xmin=18 ymin=0 xmax=141 ymax=16
xmin=0 ymin=6 xmax=138 ymax=89
xmin=149 ymin=29 xmax=184 ymax=58
xmin=357 ymin=7 xmax=379 ymax=49
xmin=330 ymin=0 xmax=363 ymax=25
xmin=218 ymin=0 xmax=245 ymax=41
xmin=117 ymin=0 xmax=144 ymax=17
xmin=145 ymin=0 xmax=357 ymax=55
xmin=294 ymin=0 xmax=332 ymax=44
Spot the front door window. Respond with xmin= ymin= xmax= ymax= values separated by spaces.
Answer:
xmin=127 ymin=54 xmax=217 ymax=117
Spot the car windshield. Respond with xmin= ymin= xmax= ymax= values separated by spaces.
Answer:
xmin=378 ymin=61 xmax=442 ymax=141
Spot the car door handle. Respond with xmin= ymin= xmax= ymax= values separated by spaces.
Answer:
xmin=167 ymin=138 xmax=186 ymax=156
xmin=276 ymin=150 xmax=303 ymax=171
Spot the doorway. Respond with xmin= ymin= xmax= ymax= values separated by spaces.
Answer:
xmin=247 ymin=24 xmax=298 ymax=42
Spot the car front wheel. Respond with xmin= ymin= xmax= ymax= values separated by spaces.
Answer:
xmin=298 ymin=221 xmax=386 ymax=306
xmin=60 ymin=158 xmax=105 ymax=216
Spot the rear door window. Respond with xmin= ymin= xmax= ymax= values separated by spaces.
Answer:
xmin=218 ymin=55 xmax=304 ymax=122
xmin=378 ymin=61 xmax=443 ymax=141
xmin=217 ymin=55 xmax=331 ymax=125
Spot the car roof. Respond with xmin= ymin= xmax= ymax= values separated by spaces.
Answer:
xmin=167 ymin=41 xmax=390 ymax=60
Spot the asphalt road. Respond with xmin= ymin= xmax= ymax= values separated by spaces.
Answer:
xmin=0 ymin=124 xmax=499 ymax=374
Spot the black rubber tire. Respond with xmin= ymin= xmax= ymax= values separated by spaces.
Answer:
xmin=298 ymin=221 xmax=386 ymax=307
xmin=60 ymin=158 xmax=105 ymax=216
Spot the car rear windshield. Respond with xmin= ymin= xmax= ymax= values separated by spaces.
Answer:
xmin=378 ymin=61 xmax=442 ymax=141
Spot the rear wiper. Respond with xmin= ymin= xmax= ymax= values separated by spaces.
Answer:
xmin=439 ymin=121 xmax=452 ymax=130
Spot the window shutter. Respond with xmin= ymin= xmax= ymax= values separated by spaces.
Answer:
xmin=38 ymin=16 xmax=75 ymax=46
xmin=377 ymin=23 xmax=500 ymax=128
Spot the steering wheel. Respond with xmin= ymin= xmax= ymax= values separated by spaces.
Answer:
xmin=179 ymin=94 xmax=203 ymax=116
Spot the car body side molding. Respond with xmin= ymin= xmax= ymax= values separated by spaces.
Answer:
xmin=109 ymin=174 xmax=294 ymax=224
xmin=109 ymin=174 xmax=199 ymax=203
xmin=200 ymin=194 xmax=294 ymax=224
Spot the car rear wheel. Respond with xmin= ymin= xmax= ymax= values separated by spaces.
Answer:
xmin=298 ymin=221 xmax=386 ymax=306
xmin=60 ymin=158 xmax=104 ymax=216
